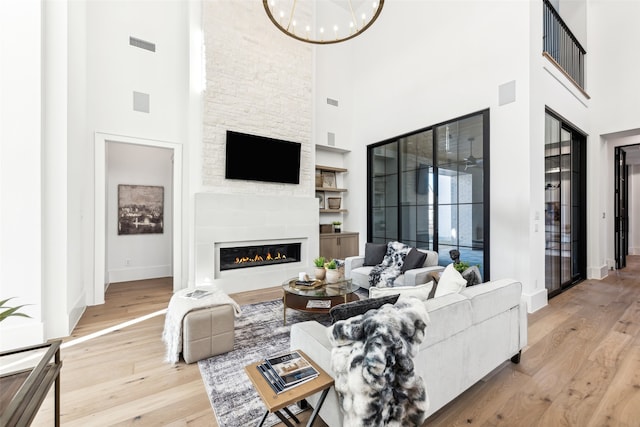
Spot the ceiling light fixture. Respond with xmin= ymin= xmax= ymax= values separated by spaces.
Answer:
xmin=263 ymin=0 xmax=384 ymax=45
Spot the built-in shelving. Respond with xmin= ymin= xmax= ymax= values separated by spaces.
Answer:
xmin=316 ymin=164 xmax=348 ymax=214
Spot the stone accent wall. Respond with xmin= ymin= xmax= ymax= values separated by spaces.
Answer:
xmin=202 ymin=1 xmax=313 ymax=195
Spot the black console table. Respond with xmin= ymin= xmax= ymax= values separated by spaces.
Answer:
xmin=0 ymin=340 xmax=62 ymax=426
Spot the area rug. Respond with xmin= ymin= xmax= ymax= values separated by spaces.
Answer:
xmin=198 ymin=298 xmax=335 ymax=427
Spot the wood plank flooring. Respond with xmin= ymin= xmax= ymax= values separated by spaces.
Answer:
xmin=30 ymin=256 xmax=640 ymax=426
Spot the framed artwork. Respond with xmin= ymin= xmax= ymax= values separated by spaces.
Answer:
xmin=316 ymin=192 xmax=325 ymax=209
xmin=118 ymin=184 xmax=164 ymax=235
xmin=321 ymin=171 xmax=336 ymax=188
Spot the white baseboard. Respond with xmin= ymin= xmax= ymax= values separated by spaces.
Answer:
xmin=108 ymin=265 xmax=172 ymax=284
xmin=523 ymin=288 xmax=548 ymax=313
xmin=629 ymin=247 xmax=640 ymax=256
xmin=588 ymin=264 xmax=609 ymax=280
xmin=68 ymin=292 xmax=87 ymax=334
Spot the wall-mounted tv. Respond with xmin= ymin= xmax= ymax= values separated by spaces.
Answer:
xmin=225 ymin=130 xmax=301 ymax=184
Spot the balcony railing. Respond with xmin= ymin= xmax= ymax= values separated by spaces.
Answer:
xmin=543 ymin=0 xmax=586 ymax=90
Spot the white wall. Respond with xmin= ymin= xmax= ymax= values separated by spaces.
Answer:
xmin=316 ymin=0 xmax=547 ymax=308
xmin=587 ymin=1 xmax=640 ymax=274
xmin=85 ymin=0 xmax=190 ymax=300
xmin=0 ymin=0 xmax=44 ymax=349
xmin=107 ymin=142 xmax=173 ymax=283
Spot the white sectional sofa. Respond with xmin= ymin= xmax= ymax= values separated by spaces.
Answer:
xmin=290 ymin=278 xmax=528 ymax=426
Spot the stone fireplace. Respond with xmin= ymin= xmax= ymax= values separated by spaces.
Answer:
xmin=194 ymin=193 xmax=319 ymax=293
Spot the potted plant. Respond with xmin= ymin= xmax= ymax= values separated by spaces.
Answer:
xmin=332 ymin=221 xmax=342 ymax=233
xmin=313 ymin=256 xmax=326 ymax=280
xmin=324 ymin=259 xmax=341 ymax=283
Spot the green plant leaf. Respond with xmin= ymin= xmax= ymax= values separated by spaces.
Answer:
xmin=0 ymin=301 xmax=32 ymax=322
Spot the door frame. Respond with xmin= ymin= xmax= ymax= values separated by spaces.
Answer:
xmin=614 ymin=146 xmax=628 ymax=269
xmin=93 ymin=132 xmax=183 ymax=305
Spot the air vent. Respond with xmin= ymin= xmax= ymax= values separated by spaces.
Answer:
xmin=326 ymin=98 xmax=339 ymax=107
xmin=129 ymin=36 xmax=156 ymax=52
xmin=133 ymin=91 xmax=150 ymax=113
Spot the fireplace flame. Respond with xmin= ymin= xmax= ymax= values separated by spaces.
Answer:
xmin=234 ymin=251 xmax=286 ymax=265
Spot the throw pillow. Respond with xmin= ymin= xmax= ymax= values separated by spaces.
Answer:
xmin=369 ymin=281 xmax=434 ymax=301
xmin=434 ymin=263 xmax=467 ymax=298
xmin=363 ymin=242 xmax=387 ymax=266
xmin=400 ymin=248 xmax=427 ymax=273
xmin=329 ymin=294 xmax=400 ymax=324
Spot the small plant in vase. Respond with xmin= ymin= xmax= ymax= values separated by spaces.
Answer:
xmin=332 ymin=221 xmax=342 ymax=233
xmin=324 ymin=259 xmax=341 ymax=283
xmin=313 ymin=256 xmax=326 ymax=280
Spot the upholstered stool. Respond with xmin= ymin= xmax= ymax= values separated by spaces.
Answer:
xmin=182 ymin=305 xmax=235 ymax=364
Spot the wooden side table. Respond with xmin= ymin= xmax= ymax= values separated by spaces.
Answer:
xmin=244 ymin=350 xmax=334 ymax=427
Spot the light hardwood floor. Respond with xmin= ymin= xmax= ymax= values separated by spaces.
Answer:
xmin=32 ymin=256 xmax=640 ymax=426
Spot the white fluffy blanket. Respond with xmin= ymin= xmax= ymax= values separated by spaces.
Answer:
xmin=162 ymin=284 xmax=241 ymax=364
xmin=327 ymin=298 xmax=430 ymax=426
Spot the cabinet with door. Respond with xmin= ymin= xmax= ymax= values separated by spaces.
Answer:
xmin=319 ymin=232 xmax=359 ymax=261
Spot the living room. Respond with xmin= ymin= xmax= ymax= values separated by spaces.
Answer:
xmin=2 ymin=0 xmax=640 ymax=425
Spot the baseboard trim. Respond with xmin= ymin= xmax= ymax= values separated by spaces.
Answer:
xmin=109 ymin=265 xmax=172 ymax=283
xmin=523 ymin=288 xmax=548 ymax=313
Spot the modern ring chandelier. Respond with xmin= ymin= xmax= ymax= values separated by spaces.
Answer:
xmin=263 ymin=0 xmax=384 ymax=45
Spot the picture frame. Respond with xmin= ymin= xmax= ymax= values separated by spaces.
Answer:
xmin=321 ymin=171 xmax=336 ymax=188
xmin=118 ymin=184 xmax=164 ymax=235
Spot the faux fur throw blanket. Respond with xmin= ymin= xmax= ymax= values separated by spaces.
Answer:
xmin=328 ymin=298 xmax=430 ymax=427
xmin=162 ymin=284 xmax=241 ymax=364
xmin=369 ymin=241 xmax=411 ymax=288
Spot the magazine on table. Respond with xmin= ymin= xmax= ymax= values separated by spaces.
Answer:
xmin=306 ymin=299 xmax=331 ymax=309
xmin=256 ymin=351 xmax=319 ymax=393
xmin=181 ymin=289 xmax=211 ymax=299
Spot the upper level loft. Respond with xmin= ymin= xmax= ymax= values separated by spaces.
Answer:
xmin=543 ymin=0 xmax=587 ymax=94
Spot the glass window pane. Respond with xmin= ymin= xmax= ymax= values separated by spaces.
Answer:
xmin=384 ymin=207 xmax=398 ymax=239
xmin=416 ymin=205 xmax=432 ymax=247
xmin=438 ymin=204 xmax=457 ymax=247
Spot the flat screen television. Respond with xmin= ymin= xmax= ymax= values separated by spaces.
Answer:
xmin=225 ymin=130 xmax=301 ymax=184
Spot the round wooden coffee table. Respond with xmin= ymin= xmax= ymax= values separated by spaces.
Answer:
xmin=282 ymin=277 xmax=360 ymax=325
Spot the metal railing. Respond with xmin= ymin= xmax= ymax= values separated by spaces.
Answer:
xmin=543 ymin=0 xmax=586 ymax=89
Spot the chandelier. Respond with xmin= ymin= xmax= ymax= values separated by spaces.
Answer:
xmin=263 ymin=0 xmax=384 ymax=45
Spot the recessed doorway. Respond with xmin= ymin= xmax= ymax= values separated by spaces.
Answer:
xmin=94 ymin=133 xmax=183 ymax=305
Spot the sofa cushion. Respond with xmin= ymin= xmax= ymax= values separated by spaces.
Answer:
xmin=350 ymin=266 xmax=373 ymax=288
xmin=434 ymin=263 xmax=467 ymax=297
xmin=369 ymin=281 xmax=434 ymax=301
xmin=329 ymin=294 xmax=399 ymax=323
xmin=363 ymin=243 xmax=387 ymax=266
xmin=401 ymin=248 xmax=427 ymax=273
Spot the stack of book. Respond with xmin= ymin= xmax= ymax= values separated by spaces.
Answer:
xmin=257 ymin=351 xmax=319 ymax=394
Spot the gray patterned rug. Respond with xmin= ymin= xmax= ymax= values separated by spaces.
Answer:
xmin=198 ymin=298 xmax=335 ymax=427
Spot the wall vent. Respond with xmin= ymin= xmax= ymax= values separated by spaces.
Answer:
xmin=133 ymin=91 xmax=150 ymax=113
xmin=326 ymin=97 xmax=339 ymax=107
xmin=129 ymin=36 xmax=156 ymax=52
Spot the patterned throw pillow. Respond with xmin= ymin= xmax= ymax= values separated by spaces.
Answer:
xmin=329 ymin=294 xmax=400 ymax=324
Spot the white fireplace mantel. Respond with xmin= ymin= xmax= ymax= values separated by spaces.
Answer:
xmin=194 ymin=193 xmax=319 ymax=294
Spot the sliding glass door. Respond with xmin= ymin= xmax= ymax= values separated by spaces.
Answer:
xmin=368 ymin=110 xmax=489 ymax=278
xmin=544 ymin=111 xmax=586 ymax=296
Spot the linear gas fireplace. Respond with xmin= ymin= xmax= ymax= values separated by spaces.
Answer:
xmin=219 ymin=242 xmax=302 ymax=271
